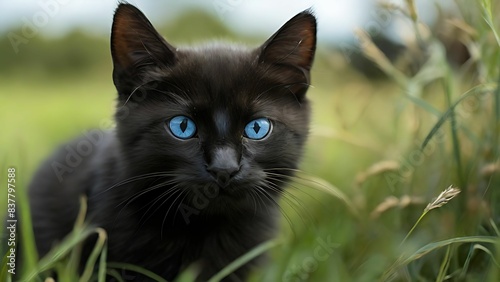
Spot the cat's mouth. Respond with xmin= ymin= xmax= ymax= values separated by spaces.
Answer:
xmin=211 ymin=172 xmax=233 ymax=189
xmin=201 ymin=180 xmax=247 ymax=198
xmin=184 ymin=178 xmax=260 ymax=205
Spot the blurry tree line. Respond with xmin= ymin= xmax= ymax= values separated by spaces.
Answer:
xmin=0 ymin=4 xmax=488 ymax=83
xmin=0 ymin=10 xmax=239 ymax=79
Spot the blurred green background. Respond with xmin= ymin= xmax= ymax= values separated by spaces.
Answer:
xmin=1 ymin=0 xmax=500 ymax=281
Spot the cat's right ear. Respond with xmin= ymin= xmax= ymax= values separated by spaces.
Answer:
xmin=111 ymin=3 xmax=176 ymax=95
xmin=258 ymin=10 xmax=317 ymax=100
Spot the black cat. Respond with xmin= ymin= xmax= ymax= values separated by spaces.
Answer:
xmin=28 ymin=3 xmax=316 ymax=281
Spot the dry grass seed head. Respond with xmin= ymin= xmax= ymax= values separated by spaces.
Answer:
xmin=424 ymin=186 xmax=461 ymax=212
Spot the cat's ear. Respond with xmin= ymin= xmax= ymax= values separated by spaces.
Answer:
xmin=259 ymin=10 xmax=317 ymax=99
xmin=111 ymin=3 xmax=175 ymax=94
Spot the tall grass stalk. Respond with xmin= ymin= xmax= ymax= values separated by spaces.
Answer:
xmin=105 ymin=263 xmax=168 ymax=282
xmin=207 ymin=239 xmax=280 ymax=282
xmin=436 ymin=245 xmax=452 ymax=282
xmin=480 ymin=0 xmax=500 ymax=47
xmin=442 ymin=69 xmax=466 ymax=190
xmin=383 ymin=236 xmax=498 ymax=280
xmin=17 ymin=167 xmax=38 ymax=273
xmin=401 ymin=186 xmax=461 ymax=245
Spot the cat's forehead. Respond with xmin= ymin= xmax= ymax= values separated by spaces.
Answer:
xmin=178 ymin=43 xmax=256 ymax=75
xmin=156 ymin=43 xmax=303 ymax=121
xmin=169 ymin=44 xmax=265 ymax=102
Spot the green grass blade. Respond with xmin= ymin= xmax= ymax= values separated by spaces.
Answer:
xmin=461 ymin=243 xmax=500 ymax=279
xmin=1 ymin=252 xmax=12 ymax=282
xmin=494 ymin=70 xmax=500 ymax=158
xmin=105 ymin=269 xmax=125 ymax=282
xmin=174 ymin=263 xmax=199 ymax=282
xmin=403 ymin=236 xmax=497 ymax=265
xmin=472 ymin=244 xmax=500 ymax=268
xmin=295 ymin=173 xmax=358 ymax=217
xmin=443 ymin=69 xmax=465 ymax=188
xmin=487 ymin=239 xmax=500 ymax=281
xmin=403 ymin=91 xmax=442 ymax=116
xmin=98 ymin=244 xmax=108 ymax=282
xmin=66 ymin=196 xmax=88 ymax=277
xmin=436 ymin=245 xmax=452 ymax=282
xmin=481 ymin=0 xmax=500 ymax=47
xmin=106 ymin=262 xmax=168 ymax=282
xmin=207 ymin=239 xmax=281 ymax=282
xmin=17 ymin=167 xmax=39 ymax=274
xmin=80 ymin=228 xmax=107 ymax=282
xmin=421 ymin=83 xmax=495 ymax=150
xmin=21 ymin=227 xmax=96 ymax=281
xmin=383 ymin=236 xmax=498 ymax=280
xmin=490 ymin=218 xmax=500 ymax=236
xmin=460 ymin=244 xmax=475 ymax=280
xmin=401 ymin=211 xmax=428 ymax=246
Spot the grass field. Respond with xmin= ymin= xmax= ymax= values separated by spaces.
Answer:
xmin=1 ymin=0 xmax=500 ymax=281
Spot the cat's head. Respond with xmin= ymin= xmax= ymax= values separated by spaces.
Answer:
xmin=110 ymin=4 xmax=316 ymax=215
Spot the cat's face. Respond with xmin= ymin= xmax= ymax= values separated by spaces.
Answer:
xmin=110 ymin=4 xmax=316 ymax=214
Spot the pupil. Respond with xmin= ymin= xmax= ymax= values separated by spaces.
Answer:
xmin=180 ymin=119 xmax=188 ymax=132
xmin=252 ymin=122 xmax=261 ymax=134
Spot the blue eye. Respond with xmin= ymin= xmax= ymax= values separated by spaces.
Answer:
xmin=169 ymin=116 xmax=196 ymax=139
xmin=244 ymin=118 xmax=271 ymax=140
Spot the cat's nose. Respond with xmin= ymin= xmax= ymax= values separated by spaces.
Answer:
xmin=207 ymin=166 xmax=240 ymax=188
xmin=206 ymin=147 xmax=240 ymax=188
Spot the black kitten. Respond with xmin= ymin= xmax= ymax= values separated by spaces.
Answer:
xmin=28 ymin=3 xmax=316 ymax=281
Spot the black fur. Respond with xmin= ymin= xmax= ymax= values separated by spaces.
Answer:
xmin=28 ymin=3 xmax=316 ymax=281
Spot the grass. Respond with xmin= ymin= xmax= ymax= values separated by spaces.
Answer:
xmin=1 ymin=0 xmax=500 ymax=281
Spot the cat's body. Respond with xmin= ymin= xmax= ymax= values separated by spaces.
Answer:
xmin=30 ymin=130 xmax=277 ymax=280
xmin=29 ymin=4 xmax=316 ymax=281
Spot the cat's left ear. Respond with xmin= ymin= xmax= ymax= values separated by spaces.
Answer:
xmin=259 ymin=9 xmax=317 ymax=99
xmin=111 ymin=4 xmax=176 ymax=96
